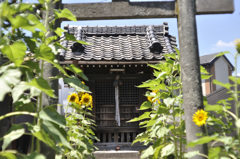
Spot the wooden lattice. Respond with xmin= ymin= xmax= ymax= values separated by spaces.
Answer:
xmin=95 ymin=80 xmax=140 ymax=127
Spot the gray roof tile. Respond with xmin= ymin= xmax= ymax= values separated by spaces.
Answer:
xmin=199 ymin=53 xmax=220 ymax=65
xmin=200 ymin=52 xmax=234 ymax=70
xmin=60 ymin=23 xmax=177 ymax=62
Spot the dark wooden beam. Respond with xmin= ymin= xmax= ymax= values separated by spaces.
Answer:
xmin=59 ymin=60 xmax=160 ymax=65
xmin=62 ymin=0 xmax=233 ymax=20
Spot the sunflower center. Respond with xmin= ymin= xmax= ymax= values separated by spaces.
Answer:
xmin=70 ymin=96 xmax=76 ymax=102
xmin=198 ymin=115 xmax=203 ymax=121
xmin=83 ymin=97 xmax=89 ymax=104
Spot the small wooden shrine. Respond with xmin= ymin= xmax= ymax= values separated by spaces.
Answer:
xmin=59 ymin=22 xmax=177 ymax=150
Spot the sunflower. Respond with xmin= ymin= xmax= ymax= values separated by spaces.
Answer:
xmin=147 ymin=90 xmax=161 ymax=104
xmin=148 ymin=96 xmax=161 ymax=104
xmin=78 ymin=92 xmax=84 ymax=98
xmin=235 ymin=39 xmax=240 ymax=53
xmin=80 ymin=93 xmax=93 ymax=108
xmin=67 ymin=93 xmax=79 ymax=103
xmin=192 ymin=109 xmax=208 ymax=126
xmin=76 ymin=100 xmax=82 ymax=108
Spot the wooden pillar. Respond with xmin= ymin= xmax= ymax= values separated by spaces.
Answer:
xmin=177 ymin=0 xmax=208 ymax=158
xmin=0 ymin=95 xmax=12 ymax=150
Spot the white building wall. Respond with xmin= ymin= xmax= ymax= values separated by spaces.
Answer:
xmin=214 ymin=57 xmax=229 ymax=90
xmin=201 ymin=79 xmax=206 ymax=96
xmin=58 ymin=78 xmax=75 ymax=114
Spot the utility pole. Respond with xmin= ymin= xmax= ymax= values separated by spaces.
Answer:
xmin=177 ymin=0 xmax=208 ymax=158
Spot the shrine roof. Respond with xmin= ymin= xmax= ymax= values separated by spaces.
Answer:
xmin=59 ymin=22 xmax=177 ymax=63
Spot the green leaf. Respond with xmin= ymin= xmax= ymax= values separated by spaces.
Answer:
xmin=200 ymin=66 xmax=210 ymax=75
xmin=147 ymin=63 xmax=161 ymax=71
xmin=19 ymin=3 xmax=32 ymax=12
xmin=0 ymin=151 xmax=16 ymax=159
xmin=184 ymin=151 xmax=200 ymax=158
xmin=24 ymin=61 xmax=41 ymax=73
xmin=24 ymin=38 xmax=37 ymax=53
xmin=137 ymin=79 xmax=160 ymax=88
xmin=35 ymin=44 xmax=69 ymax=76
xmin=203 ymin=96 xmax=208 ymax=106
xmin=128 ymin=112 xmax=151 ymax=122
xmin=205 ymin=104 xmax=223 ymax=112
xmin=0 ymin=67 xmax=21 ymax=101
xmin=32 ymin=131 xmax=56 ymax=149
xmin=188 ymin=135 xmax=218 ymax=147
xmin=27 ymin=14 xmax=46 ymax=32
xmin=18 ymin=152 xmax=46 ymax=159
xmin=46 ymin=36 xmax=58 ymax=45
xmin=156 ymin=127 xmax=169 ymax=138
xmin=235 ymin=119 xmax=240 ymax=128
xmin=64 ymin=33 xmax=90 ymax=45
xmin=42 ymin=120 xmax=72 ymax=149
xmin=229 ymin=76 xmax=240 ymax=85
xmin=55 ymin=27 xmax=65 ymax=37
xmin=2 ymin=125 xmax=25 ymax=150
xmin=139 ymin=101 xmax=152 ymax=110
xmin=54 ymin=8 xmax=77 ymax=21
xmin=155 ymin=71 xmax=166 ymax=79
xmin=216 ymin=136 xmax=233 ymax=145
xmin=132 ymin=133 xmax=148 ymax=145
xmin=35 ymin=44 xmax=55 ymax=61
xmin=215 ymin=51 xmax=230 ymax=58
xmin=12 ymin=82 xmax=30 ymax=103
xmin=213 ymin=80 xmax=232 ymax=90
xmin=149 ymin=83 xmax=166 ymax=91
xmin=141 ymin=146 xmax=154 ymax=159
xmin=1 ymin=41 xmax=26 ymax=67
xmin=201 ymin=74 xmax=212 ymax=80
xmin=208 ymin=147 xmax=221 ymax=159
xmin=164 ymin=53 xmax=176 ymax=60
xmin=26 ymin=77 xmax=56 ymax=98
xmin=153 ymin=144 xmax=165 ymax=159
xmin=163 ymin=98 xmax=175 ymax=107
xmin=14 ymin=103 xmax=35 ymax=112
xmin=66 ymin=64 xmax=88 ymax=81
xmin=8 ymin=15 xmax=36 ymax=32
xmin=38 ymin=0 xmax=44 ymax=4
xmin=161 ymin=143 xmax=175 ymax=157
xmin=64 ymin=76 xmax=90 ymax=93
xmin=39 ymin=106 xmax=66 ymax=127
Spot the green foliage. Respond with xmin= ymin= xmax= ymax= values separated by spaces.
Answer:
xmin=0 ymin=0 xmax=95 ymax=158
xmin=131 ymin=49 xmax=240 ymax=158
xmin=130 ymin=51 xmax=186 ymax=158
xmin=60 ymin=94 xmax=98 ymax=159
xmin=188 ymin=51 xmax=240 ymax=158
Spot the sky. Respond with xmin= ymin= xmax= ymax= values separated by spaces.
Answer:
xmin=23 ymin=0 xmax=240 ymax=75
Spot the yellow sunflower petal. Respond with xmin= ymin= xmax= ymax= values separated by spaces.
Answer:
xmin=67 ymin=93 xmax=79 ymax=103
xmin=80 ymin=93 xmax=93 ymax=107
xmin=192 ymin=109 xmax=208 ymax=126
xmin=235 ymin=39 xmax=240 ymax=53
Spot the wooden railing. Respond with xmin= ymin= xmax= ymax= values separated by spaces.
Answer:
xmin=94 ymin=127 xmax=145 ymax=150
xmin=95 ymin=127 xmax=143 ymax=143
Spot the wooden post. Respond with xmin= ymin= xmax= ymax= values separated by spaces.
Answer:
xmin=177 ymin=0 xmax=208 ymax=158
xmin=0 ymin=95 xmax=12 ymax=150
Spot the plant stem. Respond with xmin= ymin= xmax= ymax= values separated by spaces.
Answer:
xmin=233 ymin=52 xmax=240 ymax=153
xmin=0 ymin=111 xmax=36 ymax=121
xmin=179 ymin=71 xmax=183 ymax=158
xmin=35 ymin=0 xmax=51 ymax=153
xmin=171 ymin=77 xmax=178 ymax=158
